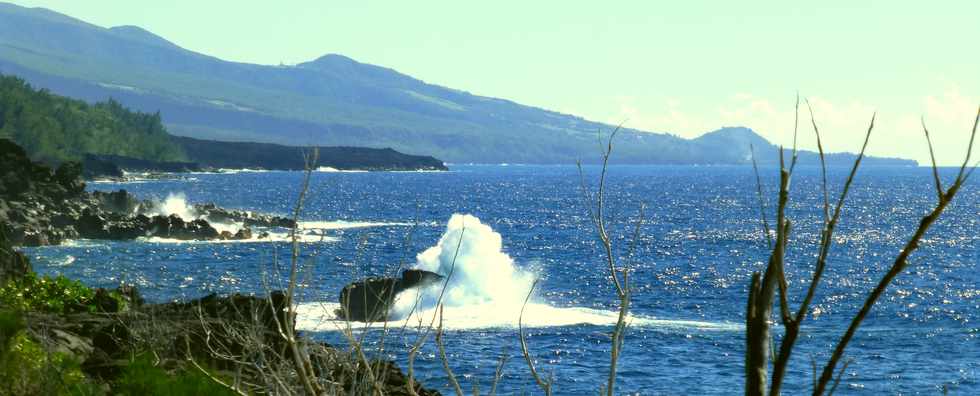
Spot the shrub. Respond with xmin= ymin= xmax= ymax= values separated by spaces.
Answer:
xmin=0 ymin=327 xmax=101 ymax=395
xmin=0 ymin=273 xmax=96 ymax=314
xmin=113 ymin=355 xmax=238 ymax=396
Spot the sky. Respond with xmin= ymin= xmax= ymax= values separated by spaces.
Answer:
xmin=5 ymin=1 xmax=978 ymax=164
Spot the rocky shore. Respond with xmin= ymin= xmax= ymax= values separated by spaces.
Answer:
xmin=1 ymin=139 xmax=294 ymax=247
xmin=0 ymin=225 xmax=438 ymax=395
xmin=0 ymin=138 xmax=439 ymax=394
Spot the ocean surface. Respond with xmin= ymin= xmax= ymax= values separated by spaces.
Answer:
xmin=24 ymin=164 xmax=979 ymax=394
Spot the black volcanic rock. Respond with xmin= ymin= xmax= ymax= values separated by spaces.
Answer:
xmin=83 ymin=153 xmax=200 ymax=176
xmin=337 ymin=269 xmax=445 ymax=322
xmin=196 ymin=203 xmax=296 ymax=229
xmin=0 ymin=223 xmax=30 ymax=283
xmin=173 ymin=136 xmax=448 ymax=171
xmin=0 ymin=139 xmax=293 ymax=246
xmin=81 ymin=155 xmax=123 ymax=179
xmin=92 ymin=190 xmax=141 ymax=214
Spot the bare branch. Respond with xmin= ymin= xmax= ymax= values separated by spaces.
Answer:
xmin=750 ymin=144 xmax=774 ymax=249
xmin=954 ymin=105 xmax=979 ymax=182
xmin=488 ymin=353 xmax=510 ymax=396
xmin=826 ymin=358 xmax=853 ymax=396
xmin=519 ymin=279 xmax=552 ymax=396
xmin=806 ymin=99 xmax=831 ymax=226
xmin=769 ymin=112 xmax=875 ymax=395
xmin=282 ymin=147 xmax=321 ymax=396
xmin=407 ymin=225 xmax=467 ymax=395
xmin=790 ymin=92 xmax=801 ymax=171
xmin=436 ymin=305 xmax=464 ymax=396
xmin=814 ymin=107 xmax=976 ymax=395
xmin=921 ymin=117 xmax=945 ymax=200
xmin=187 ymin=356 xmax=249 ymax=396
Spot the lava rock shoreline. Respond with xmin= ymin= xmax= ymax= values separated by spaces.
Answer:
xmin=1 ymin=138 xmax=294 ymax=247
xmin=0 ymin=223 xmax=439 ymax=395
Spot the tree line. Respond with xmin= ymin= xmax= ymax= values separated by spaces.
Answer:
xmin=0 ymin=74 xmax=184 ymax=164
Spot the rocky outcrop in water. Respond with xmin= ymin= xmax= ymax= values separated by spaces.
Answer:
xmin=194 ymin=203 xmax=297 ymax=229
xmin=337 ymin=269 xmax=445 ymax=322
xmin=0 ymin=139 xmax=293 ymax=246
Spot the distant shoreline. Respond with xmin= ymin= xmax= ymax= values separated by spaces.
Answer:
xmin=83 ymin=136 xmax=448 ymax=179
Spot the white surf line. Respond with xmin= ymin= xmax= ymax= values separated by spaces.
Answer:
xmin=294 ymin=301 xmax=742 ymax=332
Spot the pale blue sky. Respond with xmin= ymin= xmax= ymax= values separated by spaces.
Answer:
xmin=5 ymin=1 xmax=978 ymax=164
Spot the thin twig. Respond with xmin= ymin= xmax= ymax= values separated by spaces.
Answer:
xmin=488 ymin=353 xmax=510 ymax=396
xmin=826 ymin=358 xmax=853 ymax=396
xmin=519 ymin=279 xmax=551 ymax=396
xmin=921 ymin=117 xmax=945 ymax=200
xmin=750 ymin=144 xmax=774 ymax=249
xmin=407 ymin=225 xmax=467 ymax=395
xmin=769 ymin=112 xmax=875 ymax=395
xmin=282 ymin=148 xmax=322 ymax=396
xmin=436 ymin=304 xmax=464 ymax=396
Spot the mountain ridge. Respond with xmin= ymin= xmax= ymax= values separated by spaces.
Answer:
xmin=0 ymin=2 xmax=915 ymax=166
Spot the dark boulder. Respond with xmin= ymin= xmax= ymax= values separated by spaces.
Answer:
xmin=0 ymin=224 xmax=31 ymax=283
xmin=176 ymin=218 xmax=220 ymax=240
xmin=338 ymin=277 xmax=399 ymax=322
xmin=401 ymin=269 xmax=444 ymax=287
xmin=104 ymin=214 xmax=151 ymax=240
xmin=143 ymin=214 xmax=220 ymax=240
xmin=54 ymin=161 xmax=86 ymax=196
xmin=1 ymin=138 xmax=47 ymax=197
xmin=337 ymin=269 xmax=444 ymax=322
xmin=92 ymin=190 xmax=141 ymax=215
xmin=20 ymin=228 xmax=52 ymax=247
xmin=232 ymin=227 xmax=253 ymax=240
xmin=76 ymin=209 xmax=108 ymax=238
xmin=197 ymin=203 xmax=296 ymax=229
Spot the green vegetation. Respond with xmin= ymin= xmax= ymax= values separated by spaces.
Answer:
xmin=0 ymin=272 xmax=126 ymax=314
xmin=113 ymin=355 xmax=238 ymax=396
xmin=0 ymin=274 xmax=234 ymax=395
xmin=0 ymin=74 xmax=185 ymax=164
xmin=0 ymin=311 xmax=101 ymax=395
xmin=0 ymin=308 xmax=235 ymax=396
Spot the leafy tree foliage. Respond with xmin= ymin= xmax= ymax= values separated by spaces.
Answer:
xmin=0 ymin=74 xmax=184 ymax=163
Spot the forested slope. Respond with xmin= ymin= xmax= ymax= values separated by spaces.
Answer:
xmin=0 ymin=74 xmax=184 ymax=164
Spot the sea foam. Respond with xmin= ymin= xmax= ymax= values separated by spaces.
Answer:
xmin=296 ymin=214 xmax=741 ymax=332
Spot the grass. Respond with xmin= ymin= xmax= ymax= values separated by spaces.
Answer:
xmin=113 ymin=354 xmax=239 ymax=396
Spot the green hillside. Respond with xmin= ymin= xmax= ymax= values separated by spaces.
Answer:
xmin=0 ymin=74 xmax=184 ymax=163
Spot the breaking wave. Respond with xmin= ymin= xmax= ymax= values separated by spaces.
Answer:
xmin=295 ymin=214 xmax=740 ymax=332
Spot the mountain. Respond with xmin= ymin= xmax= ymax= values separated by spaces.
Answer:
xmin=0 ymin=3 xmax=915 ymax=166
xmin=0 ymin=73 xmax=447 ymax=174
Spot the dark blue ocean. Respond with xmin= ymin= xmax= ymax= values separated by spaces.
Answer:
xmin=24 ymin=165 xmax=979 ymax=394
